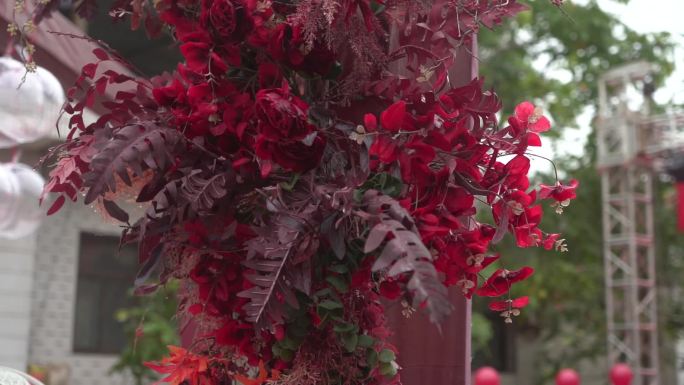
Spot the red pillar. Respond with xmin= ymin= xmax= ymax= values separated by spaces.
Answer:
xmin=676 ymin=182 xmax=684 ymax=231
xmin=386 ymin=39 xmax=478 ymax=385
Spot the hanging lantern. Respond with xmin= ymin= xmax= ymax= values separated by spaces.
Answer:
xmin=0 ymin=162 xmax=45 ymax=239
xmin=609 ymin=363 xmax=633 ymax=385
xmin=474 ymin=367 xmax=500 ymax=385
xmin=556 ymin=369 xmax=581 ymax=385
xmin=0 ymin=57 xmax=65 ymax=148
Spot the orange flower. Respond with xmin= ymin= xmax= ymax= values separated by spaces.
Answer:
xmin=234 ymin=361 xmax=280 ymax=385
xmin=146 ymin=346 xmax=211 ymax=385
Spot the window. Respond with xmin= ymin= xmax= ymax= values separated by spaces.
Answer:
xmin=472 ymin=311 xmax=517 ymax=372
xmin=73 ymin=232 xmax=138 ymax=354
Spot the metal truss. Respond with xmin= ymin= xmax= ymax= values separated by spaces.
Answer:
xmin=598 ymin=62 xmax=660 ymax=385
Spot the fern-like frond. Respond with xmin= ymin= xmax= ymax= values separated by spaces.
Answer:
xmin=83 ymin=123 xmax=181 ymax=204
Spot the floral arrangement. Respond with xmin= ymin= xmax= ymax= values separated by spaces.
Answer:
xmin=33 ymin=0 xmax=577 ymax=384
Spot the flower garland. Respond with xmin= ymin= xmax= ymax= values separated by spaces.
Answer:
xmin=37 ymin=0 xmax=578 ymax=384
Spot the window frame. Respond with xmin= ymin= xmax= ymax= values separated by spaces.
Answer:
xmin=72 ymin=231 xmax=138 ymax=355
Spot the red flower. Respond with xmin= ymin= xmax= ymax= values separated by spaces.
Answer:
xmin=488 ymin=296 xmax=530 ymax=312
xmin=255 ymin=86 xmax=314 ymax=141
xmin=255 ymin=134 xmax=325 ymax=173
xmin=180 ymin=42 xmax=229 ymax=74
xmin=379 ymin=280 xmax=402 ymax=300
xmin=364 ymin=113 xmax=377 ymax=132
xmin=208 ymin=0 xmax=237 ymax=37
xmin=257 ymin=62 xmax=283 ymax=88
xmin=503 ymin=155 xmax=531 ymax=191
xmin=380 ymin=101 xmax=406 ymax=132
xmin=477 ymin=266 xmax=534 ymax=297
xmin=542 ymin=233 xmax=560 ymax=250
xmin=153 ymin=79 xmax=186 ymax=106
xmin=184 ymin=220 xmax=208 ymax=246
xmin=539 ymin=179 xmax=579 ymax=203
xmin=215 ymin=320 xmax=254 ymax=348
xmin=369 ymin=135 xmax=399 ymax=164
xmin=510 ymin=101 xmax=551 ymax=133
xmin=267 ymin=22 xmax=334 ymax=75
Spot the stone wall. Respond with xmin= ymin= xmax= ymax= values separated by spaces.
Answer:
xmin=27 ymin=203 xmax=131 ymax=385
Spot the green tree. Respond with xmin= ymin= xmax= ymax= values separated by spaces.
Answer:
xmin=110 ymin=283 xmax=179 ymax=385
xmin=473 ymin=1 xmax=678 ymax=381
xmin=479 ymin=1 xmax=674 ymax=129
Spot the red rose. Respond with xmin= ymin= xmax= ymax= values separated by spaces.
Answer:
xmin=199 ymin=0 xmax=254 ymax=40
xmin=255 ymin=134 xmax=325 ymax=172
xmin=209 ymin=0 xmax=237 ymax=37
xmin=268 ymin=22 xmax=335 ymax=76
xmin=257 ymin=62 xmax=283 ymax=88
xmin=255 ymin=87 xmax=314 ymax=141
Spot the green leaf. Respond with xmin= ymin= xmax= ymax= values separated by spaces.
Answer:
xmin=281 ymin=337 xmax=299 ymax=351
xmin=318 ymin=299 xmax=344 ymax=310
xmin=378 ymin=349 xmax=396 ymax=363
xmin=279 ymin=348 xmax=294 ymax=362
xmin=328 ymin=264 xmax=349 ymax=274
xmin=342 ymin=332 xmax=358 ymax=352
xmin=326 ymin=275 xmax=349 ymax=293
xmin=366 ymin=349 xmax=378 ymax=367
xmin=280 ymin=173 xmax=300 ymax=191
xmin=358 ymin=335 xmax=375 ymax=348
xmin=314 ymin=288 xmax=333 ymax=299
xmin=333 ymin=322 xmax=356 ymax=333
xmin=379 ymin=361 xmax=398 ymax=377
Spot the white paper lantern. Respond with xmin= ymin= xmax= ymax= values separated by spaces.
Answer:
xmin=0 ymin=56 xmax=65 ymax=148
xmin=0 ymin=162 xmax=45 ymax=239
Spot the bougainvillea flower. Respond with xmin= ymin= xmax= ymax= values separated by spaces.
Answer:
xmin=511 ymin=101 xmax=551 ymax=133
xmin=180 ymin=41 xmax=229 ymax=74
xmin=503 ymin=155 xmax=531 ymax=190
xmin=369 ymin=135 xmax=399 ymax=164
xmin=380 ymin=100 xmax=407 ymax=132
xmin=364 ymin=113 xmax=378 ymax=131
xmin=539 ymin=179 xmax=579 ymax=202
xmin=488 ymin=296 xmax=530 ymax=312
xmin=477 ymin=267 xmax=534 ymax=297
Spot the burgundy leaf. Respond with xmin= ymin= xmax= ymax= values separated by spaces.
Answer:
xmin=46 ymin=195 xmax=65 ymax=216
xmin=102 ymin=199 xmax=130 ymax=223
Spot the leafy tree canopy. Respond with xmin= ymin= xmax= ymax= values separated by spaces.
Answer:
xmin=474 ymin=1 xmax=680 ymax=382
xmin=480 ymin=0 xmax=675 ymax=130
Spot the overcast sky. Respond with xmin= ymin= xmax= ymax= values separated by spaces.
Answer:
xmin=530 ymin=0 xmax=684 ymax=174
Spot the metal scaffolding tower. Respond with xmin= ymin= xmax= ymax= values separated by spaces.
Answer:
xmin=598 ymin=62 xmax=660 ymax=385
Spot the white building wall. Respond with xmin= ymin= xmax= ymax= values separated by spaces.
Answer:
xmin=28 ymin=203 xmax=132 ymax=385
xmin=0 ymin=232 xmax=38 ymax=370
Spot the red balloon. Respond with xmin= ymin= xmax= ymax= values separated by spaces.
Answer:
xmin=474 ymin=367 xmax=500 ymax=385
xmin=610 ymin=363 xmax=633 ymax=385
xmin=556 ymin=369 xmax=581 ymax=385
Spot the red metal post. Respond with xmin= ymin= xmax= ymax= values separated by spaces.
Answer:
xmin=386 ymin=37 xmax=478 ymax=385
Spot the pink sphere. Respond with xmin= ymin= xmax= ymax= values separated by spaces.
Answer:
xmin=610 ymin=364 xmax=633 ymax=385
xmin=556 ymin=369 xmax=581 ymax=385
xmin=474 ymin=367 xmax=500 ymax=385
